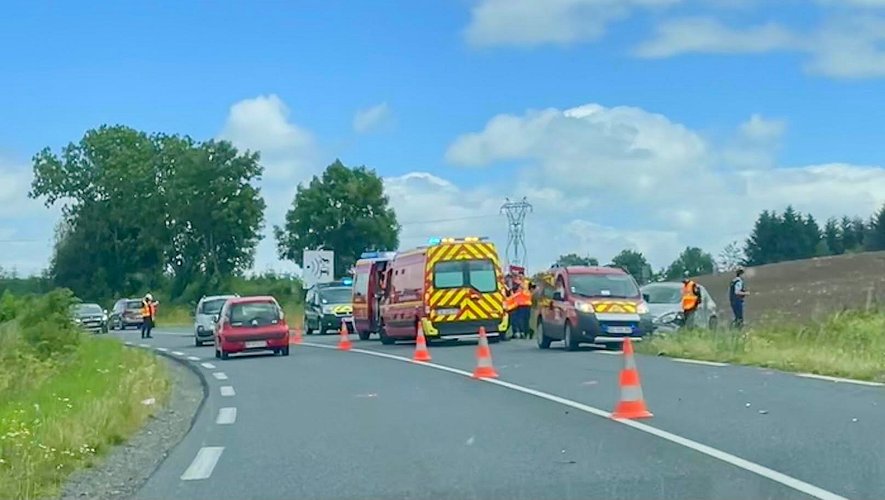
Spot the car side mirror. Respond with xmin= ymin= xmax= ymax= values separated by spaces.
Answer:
xmin=642 ymin=293 xmax=650 ymax=303
xmin=552 ymin=291 xmax=564 ymax=301
xmin=213 ymin=314 xmax=220 ymax=323
xmin=103 ymin=309 xmax=108 ymax=315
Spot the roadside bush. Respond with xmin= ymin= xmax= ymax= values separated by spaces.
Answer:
xmin=15 ymin=289 xmax=79 ymax=359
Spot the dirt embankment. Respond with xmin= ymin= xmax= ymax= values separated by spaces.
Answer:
xmin=695 ymin=251 xmax=885 ymax=325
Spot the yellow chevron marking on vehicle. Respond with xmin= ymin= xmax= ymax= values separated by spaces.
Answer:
xmin=592 ymin=301 xmax=637 ymax=314
xmin=331 ymin=305 xmax=353 ymax=314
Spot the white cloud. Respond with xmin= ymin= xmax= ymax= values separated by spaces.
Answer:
xmin=721 ymin=113 xmax=787 ymax=170
xmin=433 ymin=102 xmax=885 ymax=270
xmin=353 ymin=103 xmax=392 ymax=134
xmin=635 ymin=14 xmax=885 ymax=78
xmin=218 ymin=94 xmax=318 ymax=181
xmin=464 ymin=0 xmax=682 ymax=47
xmin=0 ymin=158 xmax=57 ymax=276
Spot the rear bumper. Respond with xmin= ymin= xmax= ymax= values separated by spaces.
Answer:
xmin=195 ymin=325 xmax=215 ymax=338
xmin=218 ymin=336 xmax=289 ymax=353
xmin=320 ymin=314 xmax=353 ymax=332
xmin=423 ymin=318 xmax=505 ymax=338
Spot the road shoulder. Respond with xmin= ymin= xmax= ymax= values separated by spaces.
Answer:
xmin=59 ymin=356 xmax=206 ymax=500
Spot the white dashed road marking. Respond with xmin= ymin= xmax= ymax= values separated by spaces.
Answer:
xmin=212 ymin=372 xmax=228 ymax=380
xmin=201 ymin=362 xmax=216 ymax=369
xmin=300 ymin=341 xmax=847 ymax=500
xmin=216 ymin=407 xmax=237 ymax=425
xmin=138 ymin=343 xmax=149 ymax=348
xmin=220 ymin=386 xmax=235 ymax=397
xmin=594 ymin=350 xmax=621 ymax=355
xmin=796 ymin=373 xmax=883 ymax=387
xmin=187 ymin=356 xmax=200 ymax=361
xmin=155 ymin=347 xmax=168 ymax=352
xmin=673 ymin=358 xmax=729 ymax=367
xmin=172 ymin=351 xmax=185 ymax=356
xmin=180 ymin=446 xmax=224 ymax=481
xmin=124 ymin=341 xmax=133 ymax=346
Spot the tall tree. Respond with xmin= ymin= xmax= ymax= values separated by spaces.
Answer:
xmin=610 ymin=249 xmax=652 ymax=284
xmin=275 ymin=159 xmax=400 ymax=277
xmin=865 ymin=203 xmax=885 ymax=252
xmin=555 ymin=253 xmax=599 ymax=267
xmin=717 ymin=241 xmax=745 ymax=272
xmin=823 ymin=218 xmax=844 ymax=255
xmin=744 ymin=210 xmax=781 ymax=266
xmin=664 ymin=246 xmax=715 ymax=280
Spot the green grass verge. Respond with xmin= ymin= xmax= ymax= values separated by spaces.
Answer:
xmin=637 ymin=310 xmax=885 ymax=382
xmin=159 ymin=302 xmax=305 ymax=327
xmin=0 ymin=327 xmax=170 ymax=499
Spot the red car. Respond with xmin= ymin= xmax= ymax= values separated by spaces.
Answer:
xmin=214 ymin=296 xmax=290 ymax=359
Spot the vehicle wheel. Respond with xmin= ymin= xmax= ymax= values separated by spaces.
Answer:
xmin=358 ymin=330 xmax=370 ymax=341
xmin=282 ymin=346 xmax=290 ymax=356
xmin=536 ymin=318 xmax=552 ymax=349
xmin=214 ymin=347 xmax=220 ymax=359
xmin=708 ymin=316 xmax=718 ymax=330
xmin=195 ymin=338 xmax=203 ymax=347
xmin=563 ymin=323 xmax=579 ymax=351
xmin=220 ymin=348 xmax=229 ymax=360
xmin=379 ymin=325 xmax=394 ymax=345
xmin=304 ymin=319 xmax=313 ymax=335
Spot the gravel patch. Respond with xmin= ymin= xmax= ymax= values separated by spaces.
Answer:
xmin=59 ymin=355 xmax=206 ymax=500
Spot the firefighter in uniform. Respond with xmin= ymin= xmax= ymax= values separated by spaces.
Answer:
xmin=503 ymin=280 xmax=519 ymax=340
xmin=681 ymin=272 xmax=701 ymax=328
xmin=512 ymin=280 xmax=533 ymax=339
xmin=140 ymin=293 xmax=158 ymax=339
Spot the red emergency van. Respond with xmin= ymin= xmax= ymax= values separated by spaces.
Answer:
xmin=351 ymin=251 xmax=396 ymax=340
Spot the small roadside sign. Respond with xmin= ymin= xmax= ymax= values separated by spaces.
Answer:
xmin=302 ymin=250 xmax=334 ymax=289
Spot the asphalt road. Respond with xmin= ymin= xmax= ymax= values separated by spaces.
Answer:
xmin=111 ymin=327 xmax=885 ymax=500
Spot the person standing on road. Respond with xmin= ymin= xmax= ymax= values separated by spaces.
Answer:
xmin=729 ymin=267 xmax=748 ymax=328
xmin=504 ymin=281 xmax=520 ymax=339
xmin=140 ymin=293 xmax=158 ymax=339
xmin=681 ymin=271 xmax=701 ymax=328
xmin=512 ymin=280 xmax=533 ymax=339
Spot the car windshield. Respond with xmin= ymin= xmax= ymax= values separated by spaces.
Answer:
xmin=72 ymin=303 xmax=103 ymax=315
xmin=433 ymin=259 xmax=498 ymax=293
xmin=641 ymin=284 xmax=683 ymax=304
xmin=200 ymin=298 xmax=228 ymax=315
xmin=125 ymin=300 xmax=142 ymax=310
xmin=318 ymin=288 xmax=352 ymax=304
xmin=569 ymin=274 xmax=640 ymax=299
xmin=229 ymin=302 xmax=280 ymax=327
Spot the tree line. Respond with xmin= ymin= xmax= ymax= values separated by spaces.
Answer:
xmin=28 ymin=126 xmax=400 ymax=304
xmin=554 ymin=203 xmax=885 ymax=285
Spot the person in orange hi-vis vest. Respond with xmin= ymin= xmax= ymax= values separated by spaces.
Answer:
xmin=140 ymin=293 xmax=159 ymax=339
xmin=680 ymin=271 xmax=701 ymax=328
xmin=503 ymin=281 xmax=518 ymax=340
xmin=513 ymin=281 xmax=533 ymax=339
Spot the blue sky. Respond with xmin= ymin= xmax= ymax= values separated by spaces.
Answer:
xmin=1 ymin=0 xmax=884 ymax=276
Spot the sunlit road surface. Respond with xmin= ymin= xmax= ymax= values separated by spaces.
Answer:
xmin=116 ymin=327 xmax=885 ymax=500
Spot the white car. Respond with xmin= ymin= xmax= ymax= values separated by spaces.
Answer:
xmin=194 ymin=294 xmax=238 ymax=346
xmin=640 ymin=281 xmax=718 ymax=332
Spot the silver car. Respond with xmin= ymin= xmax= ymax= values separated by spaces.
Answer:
xmin=194 ymin=294 xmax=238 ymax=346
xmin=640 ymin=281 xmax=718 ymax=332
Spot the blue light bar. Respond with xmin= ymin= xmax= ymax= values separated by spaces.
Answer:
xmin=340 ymin=277 xmax=353 ymax=285
xmin=360 ymin=251 xmax=380 ymax=259
xmin=428 ymin=237 xmax=442 ymax=245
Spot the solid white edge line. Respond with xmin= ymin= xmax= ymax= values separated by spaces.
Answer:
xmin=138 ymin=343 xmax=149 ymax=348
xmin=673 ymin=358 xmax=729 ymax=367
xmin=594 ymin=350 xmax=622 ymax=355
xmin=172 ymin=351 xmax=185 ymax=356
xmin=155 ymin=347 xmax=168 ymax=352
xmin=300 ymin=341 xmax=847 ymax=500
xmin=216 ymin=407 xmax=237 ymax=425
xmin=124 ymin=341 xmax=133 ymax=346
xmin=201 ymin=362 xmax=216 ymax=369
xmin=220 ymin=386 xmax=235 ymax=397
xmin=187 ymin=356 xmax=200 ymax=361
xmin=796 ymin=373 xmax=884 ymax=387
xmin=212 ymin=372 xmax=228 ymax=380
xmin=180 ymin=446 xmax=224 ymax=480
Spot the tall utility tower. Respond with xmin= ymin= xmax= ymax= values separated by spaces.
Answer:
xmin=500 ymin=197 xmax=532 ymax=269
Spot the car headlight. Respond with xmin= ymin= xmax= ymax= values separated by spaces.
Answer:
xmin=73 ymin=318 xmax=82 ymax=323
xmin=637 ymin=302 xmax=649 ymax=315
xmin=655 ymin=311 xmax=681 ymax=324
xmin=575 ymin=302 xmax=595 ymax=313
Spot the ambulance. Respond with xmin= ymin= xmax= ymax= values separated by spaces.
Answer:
xmin=376 ymin=237 xmax=508 ymax=344
xmin=351 ymin=251 xmax=396 ymax=340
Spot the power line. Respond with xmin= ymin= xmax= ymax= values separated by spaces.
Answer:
xmin=397 ymin=213 xmax=499 ymax=226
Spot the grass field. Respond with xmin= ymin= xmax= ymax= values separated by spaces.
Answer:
xmin=637 ymin=309 xmax=885 ymax=381
xmin=0 ymin=294 xmax=169 ymax=499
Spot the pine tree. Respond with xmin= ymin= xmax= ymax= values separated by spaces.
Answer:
xmin=865 ymin=203 xmax=885 ymax=251
xmin=823 ymin=218 xmax=843 ymax=255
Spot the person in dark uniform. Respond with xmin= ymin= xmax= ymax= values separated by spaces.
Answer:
xmin=729 ymin=268 xmax=748 ymax=329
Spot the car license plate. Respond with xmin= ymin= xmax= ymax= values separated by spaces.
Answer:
xmin=606 ymin=326 xmax=633 ymax=334
xmin=436 ymin=308 xmax=460 ymax=316
xmin=245 ymin=340 xmax=267 ymax=349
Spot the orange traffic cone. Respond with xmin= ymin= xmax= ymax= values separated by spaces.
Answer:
xmin=611 ymin=337 xmax=653 ymax=419
xmin=472 ymin=327 xmax=498 ymax=379
xmin=337 ymin=320 xmax=352 ymax=351
xmin=291 ymin=327 xmax=303 ymax=345
xmin=413 ymin=322 xmax=431 ymax=362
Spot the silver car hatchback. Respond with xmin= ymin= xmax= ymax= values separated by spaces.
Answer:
xmin=194 ymin=294 xmax=238 ymax=346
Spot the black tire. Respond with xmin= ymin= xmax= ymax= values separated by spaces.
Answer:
xmin=358 ymin=330 xmax=370 ymax=341
xmin=215 ymin=347 xmax=220 ymax=359
xmin=195 ymin=337 xmax=203 ymax=347
xmin=220 ymin=349 xmax=229 ymax=360
xmin=304 ymin=318 xmax=313 ymax=335
xmin=282 ymin=346 xmax=290 ymax=356
xmin=379 ymin=325 xmax=395 ymax=345
xmin=563 ymin=323 xmax=579 ymax=351
xmin=536 ymin=318 xmax=552 ymax=349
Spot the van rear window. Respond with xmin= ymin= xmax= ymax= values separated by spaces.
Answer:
xmin=433 ymin=259 xmax=497 ymax=293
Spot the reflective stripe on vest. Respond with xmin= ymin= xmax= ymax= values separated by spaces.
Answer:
xmin=682 ymin=281 xmax=699 ymax=311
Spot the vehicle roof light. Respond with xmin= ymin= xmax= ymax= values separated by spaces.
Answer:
xmin=340 ymin=277 xmax=353 ymax=285
xmin=360 ymin=251 xmax=380 ymax=259
xmin=428 ymin=237 xmax=442 ymax=245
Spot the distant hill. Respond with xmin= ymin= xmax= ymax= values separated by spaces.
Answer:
xmin=695 ymin=251 xmax=885 ymax=326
